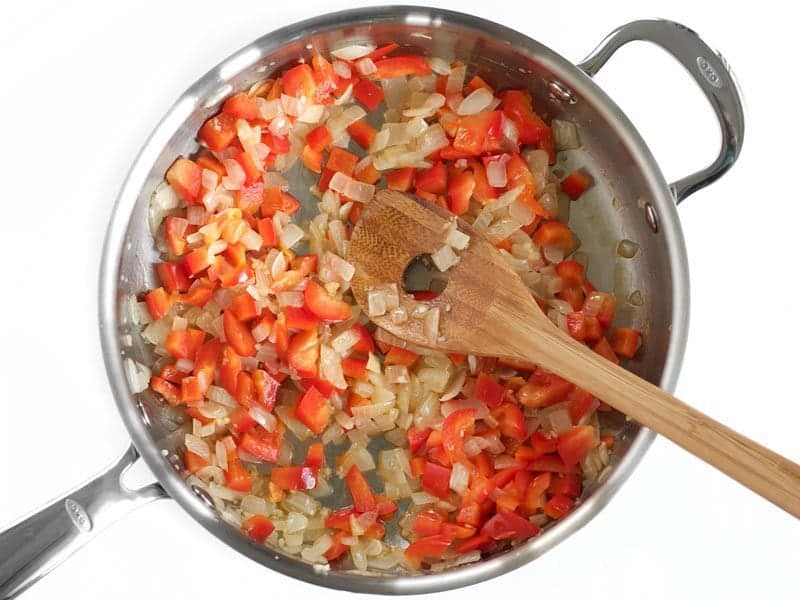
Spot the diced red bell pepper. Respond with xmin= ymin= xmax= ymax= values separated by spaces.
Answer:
xmin=584 ymin=291 xmax=617 ymax=328
xmin=412 ymin=508 xmax=445 ymax=536
xmin=230 ymin=292 xmax=259 ymax=322
xmin=610 ymin=327 xmax=641 ymax=358
xmin=223 ymin=309 xmax=256 ymax=357
xmin=347 ymin=119 xmax=377 ymax=149
xmin=305 ymin=441 xmax=325 ymax=469
xmin=166 ymin=158 xmax=202 ymax=204
xmin=252 ymin=369 xmax=280 ymax=411
xmin=287 ymin=328 xmax=319 ymax=378
xmin=350 ymin=323 xmax=375 ymax=354
xmin=242 ymin=514 xmax=275 ymax=543
xmin=404 ymin=533 xmax=455 ymax=564
xmin=520 ymin=472 xmax=551 ymax=514
xmin=257 ymin=217 xmax=277 ymax=247
xmin=386 ymin=167 xmax=415 ymax=192
xmin=492 ymin=403 xmax=526 ymax=441
xmin=152 ymin=376 xmax=180 ymax=406
xmin=145 ymin=287 xmax=172 ymax=320
xmin=294 ymin=385 xmax=330 ymax=434
xmin=467 ymin=75 xmax=493 ymax=93
xmin=593 ymin=337 xmax=620 ymax=364
xmin=283 ymin=306 xmax=320 ymax=331
xmin=372 ymin=55 xmax=432 ymax=79
xmin=354 ymin=160 xmax=381 ymax=185
xmin=324 ymin=531 xmax=350 ymax=561
xmin=517 ymin=371 xmax=574 ymax=408
xmin=384 ymin=345 xmax=419 ymax=367
xmin=341 ymin=357 xmax=367 ymax=380
xmin=561 ymin=169 xmax=592 ymax=200
xmin=468 ymin=159 xmax=498 ymax=204
xmin=183 ymin=247 xmax=212 ymax=277
xmin=306 ymin=125 xmax=332 ymax=152
xmin=198 ymin=113 xmax=237 ymax=152
xmin=261 ymin=188 xmax=301 ymax=217
xmin=452 ymin=111 xmax=504 ymax=156
xmin=548 ymin=473 xmax=582 ymax=498
xmin=481 ymin=509 xmax=540 ymax=541
xmin=567 ymin=387 xmax=596 ymax=425
xmin=544 ymin=494 xmax=574 ymax=519
xmin=446 ymin=169 xmax=475 ymax=215
xmin=263 ymin=132 xmax=291 ymax=154
xmin=183 ymin=449 xmax=209 ymax=474
xmin=165 ymin=328 xmax=205 ymax=360
xmin=533 ymin=221 xmax=574 ymax=249
xmin=353 ymin=78 xmax=385 ymax=111
xmin=164 ymin=216 xmax=190 ymax=256
xmin=326 ymin=147 xmax=359 ymax=176
xmin=301 ymin=144 xmax=323 ymax=174
xmin=367 ymin=43 xmax=399 ymax=61
xmin=344 ymin=465 xmax=377 ymax=513
xmin=442 ymin=409 xmax=477 ymax=463
xmin=270 ymin=466 xmax=317 ymax=490
xmin=500 ymin=90 xmax=551 ymax=146
xmin=157 ymin=262 xmax=191 ymax=294
xmin=407 ymin=426 xmax=432 ymax=454
xmin=304 ymin=280 xmax=351 ymax=322
xmin=557 ymin=425 xmax=596 ymax=467
xmin=325 ymin=507 xmax=356 ymax=531
xmin=414 ymin=161 xmax=447 ymax=194
xmin=225 ymin=449 xmax=252 ymax=492
xmin=311 ymin=54 xmax=339 ymax=102
xmin=219 ymin=344 xmax=242 ymax=395
xmin=235 ymin=371 xmax=256 ymax=408
xmin=422 ymin=461 xmax=452 ymax=499
xmin=456 ymin=533 xmax=493 ymax=553
xmin=222 ymin=92 xmax=260 ymax=120
xmin=196 ymin=154 xmax=226 ymax=179
xmin=240 ymin=427 xmax=283 ymax=462
xmin=556 ymin=260 xmax=585 ymax=288
xmin=283 ymin=64 xmax=317 ymax=99
xmin=475 ymin=372 xmax=505 ymax=408
xmin=229 ymin=406 xmax=257 ymax=434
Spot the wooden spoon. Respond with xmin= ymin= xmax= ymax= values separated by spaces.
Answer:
xmin=348 ymin=189 xmax=800 ymax=518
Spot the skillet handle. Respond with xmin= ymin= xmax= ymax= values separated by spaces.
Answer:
xmin=577 ymin=19 xmax=745 ymax=203
xmin=0 ymin=445 xmax=167 ymax=599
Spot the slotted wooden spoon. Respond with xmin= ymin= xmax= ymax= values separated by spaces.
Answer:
xmin=348 ymin=189 xmax=800 ymax=518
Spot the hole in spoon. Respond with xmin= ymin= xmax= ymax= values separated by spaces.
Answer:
xmin=402 ymin=254 xmax=448 ymax=300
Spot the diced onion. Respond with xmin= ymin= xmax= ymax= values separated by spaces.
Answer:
xmin=331 ymin=43 xmax=376 ymax=60
xmin=456 ymin=87 xmax=494 ymax=115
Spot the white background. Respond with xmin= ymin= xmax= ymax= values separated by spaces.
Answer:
xmin=1 ymin=1 xmax=798 ymax=599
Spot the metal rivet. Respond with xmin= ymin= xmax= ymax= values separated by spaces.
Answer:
xmin=644 ymin=202 xmax=659 ymax=233
xmin=136 ymin=397 xmax=152 ymax=428
xmin=548 ymin=80 xmax=577 ymax=104
xmin=192 ymin=485 xmax=216 ymax=510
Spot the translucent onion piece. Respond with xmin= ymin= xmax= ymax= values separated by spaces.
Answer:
xmin=552 ymin=119 xmax=580 ymax=150
xmin=331 ymin=43 xmax=376 ymax=60
xmin=456 ymin=88 xmax=494 ymax=115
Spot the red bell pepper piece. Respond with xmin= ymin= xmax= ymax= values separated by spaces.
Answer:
xmin=270 ymin=466 xmax=317 ymax=490
xmin=533 ymin=221 xmax=574 ymax=249
xmin=166 ymin=158 xmax=202 ymax=204
xmin=304 ymin=280 xmax=351 ymax=322
xmin=344 ymin=465 xmax=377 ymax=513
xmin=222 ymin=92 xmax=259 ymax=120
xmin=610 ymin=327 xmax=641 ymax=358
xmin=286 ymin=328 xmax=319 ymax=378
xmin=561 ymin=169 xmax=592 ymax=200
xmin=347 ymin=119 xmax=377 ymax=149
xmin=223 ymin=309 xmax=256 ymax=357
xmin=372 ymin=55 xmax=432 ymax=79
xmin=475 ymin=372 xmax=505 ymax=408
xmin=241 ymin=514 xmax=275 ymax=543
xmin=442 ymin=409 xmax=477 ymax=462
xmin=353 ymin=78 xmax=385 ymax=111
xmin=198 ymin=113 xmax=237 ymax=152
xmin=294 ymin=385 xmax=330 ymax=434
xmin=517 ymin=371 xmax=574 ymax=408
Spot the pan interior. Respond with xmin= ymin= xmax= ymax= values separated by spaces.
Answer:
xmin=108 ymin=7 xmax=683 ymax=593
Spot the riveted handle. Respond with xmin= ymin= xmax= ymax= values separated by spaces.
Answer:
xmin=578 ymin=19 xmax=745 ymax=203
xmin=0 ymin=445 xmax=167 ymax=599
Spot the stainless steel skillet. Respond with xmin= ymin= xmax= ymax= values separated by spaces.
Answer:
xmin=0 ymin=7 xmax=743 ymax=598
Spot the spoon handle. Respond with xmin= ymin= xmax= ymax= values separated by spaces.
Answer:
xmin=510 ymin=317 xmax=800 ymax=518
